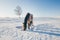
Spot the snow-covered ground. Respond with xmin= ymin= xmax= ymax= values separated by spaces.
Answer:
xmin=0 ymin=17 xmax=60 ymax=40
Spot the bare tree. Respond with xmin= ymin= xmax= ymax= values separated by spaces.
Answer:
xmin=14 ymin=5 xmax=22 ymax=18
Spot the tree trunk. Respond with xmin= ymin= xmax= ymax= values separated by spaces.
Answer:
xmin=19 ymin=15 xmax=20 ymax=19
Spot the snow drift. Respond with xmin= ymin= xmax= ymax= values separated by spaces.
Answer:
xmin=0 ymin=17 xmax=60 ymax=40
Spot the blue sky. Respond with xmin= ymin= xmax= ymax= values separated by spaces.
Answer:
xmin=0 ymin=0 xmax=60 ymax=17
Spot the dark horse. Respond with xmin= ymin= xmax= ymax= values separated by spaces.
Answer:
xmin=23 ymin=13 xmax=33 ymax=31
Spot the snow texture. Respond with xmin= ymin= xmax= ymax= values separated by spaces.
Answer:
xmin=0 ymin=17 xmax=60 ymax=40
